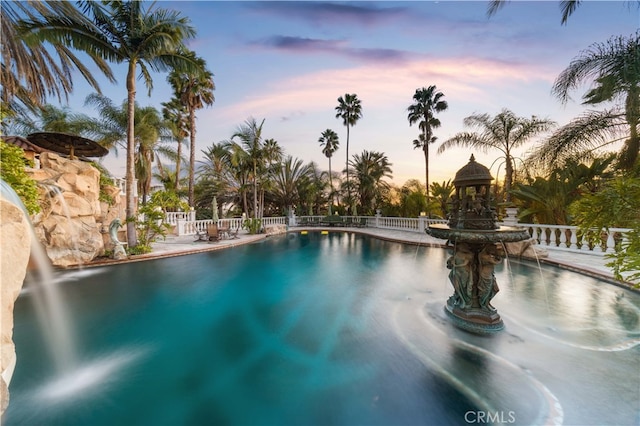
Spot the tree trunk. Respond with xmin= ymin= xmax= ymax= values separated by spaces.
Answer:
xmin=328 ymin=156 xmax=333 ymax=214
xmin=175 ymin=137 xmax=182 ymax=191
xmin=424 ymin=124 xmax=430 ymax=198
xmin=253 ymin=161 xmax=258 ymax=219
xmin=345 ymin=124 xmax=351 ymax=205
xmin=125 ymin=60 xmax=138 ymax=247
xmin=424 ymin=145 xmax=429 ymax=198
xmin=505 ymin=156 xmax=514 ymax=203
xmin=188 ymin=110 xmax=196 ymax=207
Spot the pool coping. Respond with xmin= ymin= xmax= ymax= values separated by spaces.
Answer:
xmin=72 ymin=227 xmax=637 ymax=292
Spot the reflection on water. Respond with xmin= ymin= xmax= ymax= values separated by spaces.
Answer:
xmin=5 ymin=232 xmax=640 ymax=425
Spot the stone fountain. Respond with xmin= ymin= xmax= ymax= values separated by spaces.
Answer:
xmin=427 ymin=155 xmax=529 ymax=334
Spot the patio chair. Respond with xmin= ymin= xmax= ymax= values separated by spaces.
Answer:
xmin=218 ymin=223 xmax=230 ymax=239
xmin=207 ymin=224 xmax=220 ymax=242
xmin=357 ymin=217 xmax=368 ymax=228
xmin=194 ymin=229 xmax=208 ymax=241
xmin=229 ymin=226 xmax=241 ymax=239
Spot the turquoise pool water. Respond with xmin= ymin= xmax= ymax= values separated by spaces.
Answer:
xmin=4 ymin=232 xmax=640 ymax=425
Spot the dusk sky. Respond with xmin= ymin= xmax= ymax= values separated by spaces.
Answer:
xmin=62 ymin=1 xmax=639 ymax=185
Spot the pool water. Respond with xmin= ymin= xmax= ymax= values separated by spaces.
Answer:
xmin=4 ymin=232 xmax=640 ymax=425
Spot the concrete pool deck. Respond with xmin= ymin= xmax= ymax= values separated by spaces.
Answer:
xmin=80 ymin=226 xmax=635 ymax=290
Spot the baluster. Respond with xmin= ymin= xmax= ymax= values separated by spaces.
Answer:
xmin=569 ymin=228 xmax=578 ymax=249
xmin=543 ymin=227 xmax=551 ymax=246
xmin=605 ymin=231 xmax=616 ymax=253
xmin=559 ymin=226 xmax=567 ymax=248
xmin=530 ymin=227 xmax=539 ymax=244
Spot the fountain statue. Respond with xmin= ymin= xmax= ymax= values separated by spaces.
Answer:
xmin=427 ymin=155 xmax=529 ymax=334
xmin=109 ymin=218 xmax=127 ymax=260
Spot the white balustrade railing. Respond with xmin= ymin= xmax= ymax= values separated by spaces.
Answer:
xmin=165 ymin=210 xmax=195 ymax=226
xmin=168 ymin=212 xmax=631 ymax=257
xmin=520 ymin=223 xmax=630 ymax=255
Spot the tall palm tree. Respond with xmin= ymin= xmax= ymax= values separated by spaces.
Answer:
xmin=2 ymin=1 xmax=112 ymax=118
xmin=318 ymin=129 xmax=339 ymax=213
xmin=258 ymin=138 xmax=283 ymax=218
xmin=335 ymin=93 xmax=362 ymax=203
xmin=132 ymin=105 xmax=168 ymax=205
xmin=231 ymin=117 xmax=267 ymax=219
xmin=167 ymin=50 xmax=215 ymax=207
xmin=350 ymin=150 xmax=393 ymax=214
xmin=21 ymin=1 xmax=198 ymax=246
xmin=161 ymin=97 xmax=189 ymax=192
xmin=438 ymin=108 xmax=555 ymax=202
xmin=539 ymin=32 xmax=640 ymax=171
xmin=407 ymin=85 xmax=448 ymax=196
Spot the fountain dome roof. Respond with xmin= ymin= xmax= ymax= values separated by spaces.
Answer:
xmin=453 ymin=154 xmax=493 ymax=186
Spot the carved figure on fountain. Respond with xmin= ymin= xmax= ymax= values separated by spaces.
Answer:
xmin=446 ymin=243 xmax=474 ymax=309
xmin=447 ymin=154 xmax=498 ymax=231
xmin=477 ymin=243 xmax=504 ymax=311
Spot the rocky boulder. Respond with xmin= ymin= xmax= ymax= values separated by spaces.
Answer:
xmin=0 ymin=197 xmax=31 ymax=415
xmin=28 ymin=152 xmax=106 ymax=267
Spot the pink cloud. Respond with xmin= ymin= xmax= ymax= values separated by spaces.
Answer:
xmin=218 ymin=55 xmax=555 ymax=121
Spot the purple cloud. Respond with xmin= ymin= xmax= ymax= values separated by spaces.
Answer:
xmin=254 ymin=35 xmax=409 ymax=63
xmin=245 ymin=2 xmax=408 ymax=27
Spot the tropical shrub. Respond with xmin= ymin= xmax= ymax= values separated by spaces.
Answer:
xmin=570 ymin=177 xmax=640 ymax=286
xmin=128 ymin=199 xmax=172 ymax=254
xmin=0 ymin=141 xmax=40 ymax=214
xmin=243 ymin=218 xmax=263 ymax=234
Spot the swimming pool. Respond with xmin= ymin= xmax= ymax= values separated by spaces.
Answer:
xmin=5 ymin=232 xmax=640 ymax=425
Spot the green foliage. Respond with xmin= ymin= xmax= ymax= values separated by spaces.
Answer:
xmin=91 ymin=161 xmax=116 ymax=206
xmin=570 ymin=177 xmax=640 ymax=286
xmin=242 ymin=218 xmax=263 ymax=234
xmin=127 ymin=244 xmax=152 ymax=256
xmin=149 ymin=190 xmax=189 ymax=213
xmin=0 ymin=141 xmax=40 ymax=214
xmin=128 ymin=199 xmax=172 ymax=250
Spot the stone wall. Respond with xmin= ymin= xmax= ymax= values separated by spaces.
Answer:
xmin=27 ymin=153 xmax=124 ymax=267
xmin=0 ymin=197 xmax=31 ymax=415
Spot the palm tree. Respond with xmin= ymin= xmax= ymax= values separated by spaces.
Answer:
xmin=197 ymin=142 xmax=241 ymax=217
xmin=133 ymin=105 xmax=169 ymax=205
xmin=85 ymin=94 xmax=169 ymax=205
xmin=161 ymin=97 xmax=189 ymax=192
xmin=2 ymin=1 xmax=112 ymax=118
xmin=399 ymin=179 xmax=429 ymax=218
xmin=335 ymin=93 xmax=363 ymax=203
xmin=6 ymin=104 xmax=100 ymax=137
xmin=350 ymin=150 xmax=393 ymax=214
xmin=318 ymin=129 xmax=339 ymax=213
xmin=438 ymin=109 xmax=555 ymax=202
xmin=257 ymin=138 xmax=283 ymax=217
xmin=21 ymin=1 xmax=198 ymax=247
xmin=487 ymin=0 xmax=639 ymax=25
xmin=407 ymin=85 xmax=448 ymax=196
xmin=534 ymin=32 xmax=640 ymax=172
xmin=231 ymin=117 xmax=267 ymax=219
xmin=167 ymin=50 xmax=215 ymax=207
xmin=271 ymin=156 xmax=312 ymax=215
xmin=430 ymin=180 xmax=455 ymax=218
